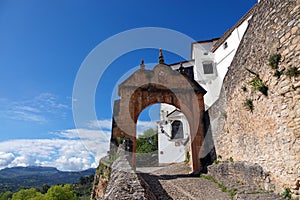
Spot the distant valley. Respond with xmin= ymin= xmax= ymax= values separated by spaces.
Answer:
xmin=0 ymin=166 xmax=95 ymax=193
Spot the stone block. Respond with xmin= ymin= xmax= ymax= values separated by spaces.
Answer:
xmin=291 ymin=26 xmax=298 ymax=34
xmin=292 ymin=36 xmax=300 ymax=45
xmin=280 ymin=86 xmax=291 ymax=94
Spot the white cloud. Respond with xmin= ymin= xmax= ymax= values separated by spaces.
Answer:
xmin=0 ymin=152 xmax=15 ymax=167
xmin=54 ymin=128 xmax=110 ymax=141
xmin=10 ymin=110 xmax=47 ymax=123
xmin=0 ymin=137 xmax=109 ymax=171
xmin=87 ymin=119 xmax=158 ymax=136
xmin=87 ymin=119 xmax=112 ymax=130
xmin=53 ymin=156 xmax=92 ymax=172
xmin=0 ymin=93 xmax=70 ymax=123
xmin=0 ymin=119 xmax=159 ymax=171
xmin=10 ymin=156 xmax=32 ymax=167
xmin=136 ymin=120 xmax=157 ymax=136
xmin=15 ymin=106 xmax=41 ymax=113
xmin=34 ymin=93 xmax=69 ymax=111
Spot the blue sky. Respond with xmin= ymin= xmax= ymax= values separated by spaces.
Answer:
xmin=0 ymin=0 xmax=257 ymax=171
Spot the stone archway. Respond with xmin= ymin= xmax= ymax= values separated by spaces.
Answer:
xmin=110 ymin=50 xmax=206 ymax=172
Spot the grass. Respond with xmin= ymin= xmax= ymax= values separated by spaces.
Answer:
xmin=200 ymin=175 xmax=238 ymax=199
xmin=250 ymin=77 xmax=268 ymax=96
xmin=184 ymin=151 xmax=190 ymax=164
xmin=213 ymin=159 xmax=221 ymax=164
xmin=282 ymin=188 xmax=291 ymax=199
xmin=244 ymin=67 xmax=268 ymax=96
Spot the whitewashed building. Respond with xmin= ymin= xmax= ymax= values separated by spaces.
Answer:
xmin=158 ymin=6 xmax=256 ymax=165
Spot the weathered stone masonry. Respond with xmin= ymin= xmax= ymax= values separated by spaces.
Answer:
xmin=103 ymin=144 xmax=155 ymax=200
xmin=111 ymin=61 xmax=206 ymax=172
xmin=209 ymin=0 xmax=300 ymax=197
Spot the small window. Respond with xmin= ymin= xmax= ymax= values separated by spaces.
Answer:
xmin=171 ymin=120 xmax=184 ymax=139
xmin=203 ymin=62 xmax=214 ymax=74
xmin=223 ymin=42 xmax=228 ymax=49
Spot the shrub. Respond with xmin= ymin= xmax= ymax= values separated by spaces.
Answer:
xmin=269 ymin=53 xmax=281 ymax=69
xmin=45 ymin=184 xmax=78 ymax=200
xmin=285 ymin=67 xmax=300 ymax=78
xmin=244 ymin=98 xmax=254 ymax=113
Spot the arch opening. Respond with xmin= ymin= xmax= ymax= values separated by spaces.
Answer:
xmin=135 ymin=104 xmax=160 ymax=168
xmin=158 ymin=103 xmax=191 ymax=166
xmin=110 ymin=61 xmax=206 ymax=172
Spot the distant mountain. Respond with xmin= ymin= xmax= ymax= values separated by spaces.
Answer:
xmin=0 ymin=166 xmax=95 ymax=193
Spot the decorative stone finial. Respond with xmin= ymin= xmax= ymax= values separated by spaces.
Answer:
xmin=159 ymin=49 xmax=165 ymax=64
xmin=140 ymin=59 xmax=145 ymax=69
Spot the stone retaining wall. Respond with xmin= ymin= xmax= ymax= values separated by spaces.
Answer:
xmin=92 ymin=144 xmax=156 ymax=200
xmin=209 ymin=0 xmax=300 ymax=198
xmin=208 ymin=161 xmax=284 ymax=199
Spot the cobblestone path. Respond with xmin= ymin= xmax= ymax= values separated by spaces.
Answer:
xmin=139 ymin=163 xmax=231 ymax=200
xmin=138 ymin=163 xmax=284 ymax=200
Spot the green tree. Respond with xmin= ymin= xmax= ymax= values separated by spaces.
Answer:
xmin=0 ymin=191 xmax=13 ymax=200
xmin=11 ymin=188 xmax=44 ymax=200
xmin=36 ymin=184 xmax=50 ymax=194
xmin=136 ymin=128 xmax=158 ymax=153
xmin=44 ymin=184 xmax=78 ymax=200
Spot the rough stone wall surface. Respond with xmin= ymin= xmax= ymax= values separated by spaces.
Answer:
xmin=209 ymin=0 xmax=300 ymax=198
xmin=208 ymin=162 xmax=271 ymax=193
xmin=208 ymin=161 xmax=284 ymax=199
xmin=103 ymin=144 xmax=156 ymax=200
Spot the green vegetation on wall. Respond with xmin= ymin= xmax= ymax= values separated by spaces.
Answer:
xmin=243 ymin=98 xmax=254 ymax=113
xmin=282 ymin=188 xmax=291 ymax=199
xmin=285 ymin=67 xmax=300 ymax=78
xmin=184 ymin=151 xmax=190 ymax=164
xmin=244 ymin=67 xmax=268 ymax=96
xmin=249 ymin=77 xmax=268 ymax=96
xmin=268 ymin=53 xmax=281 ymax=69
